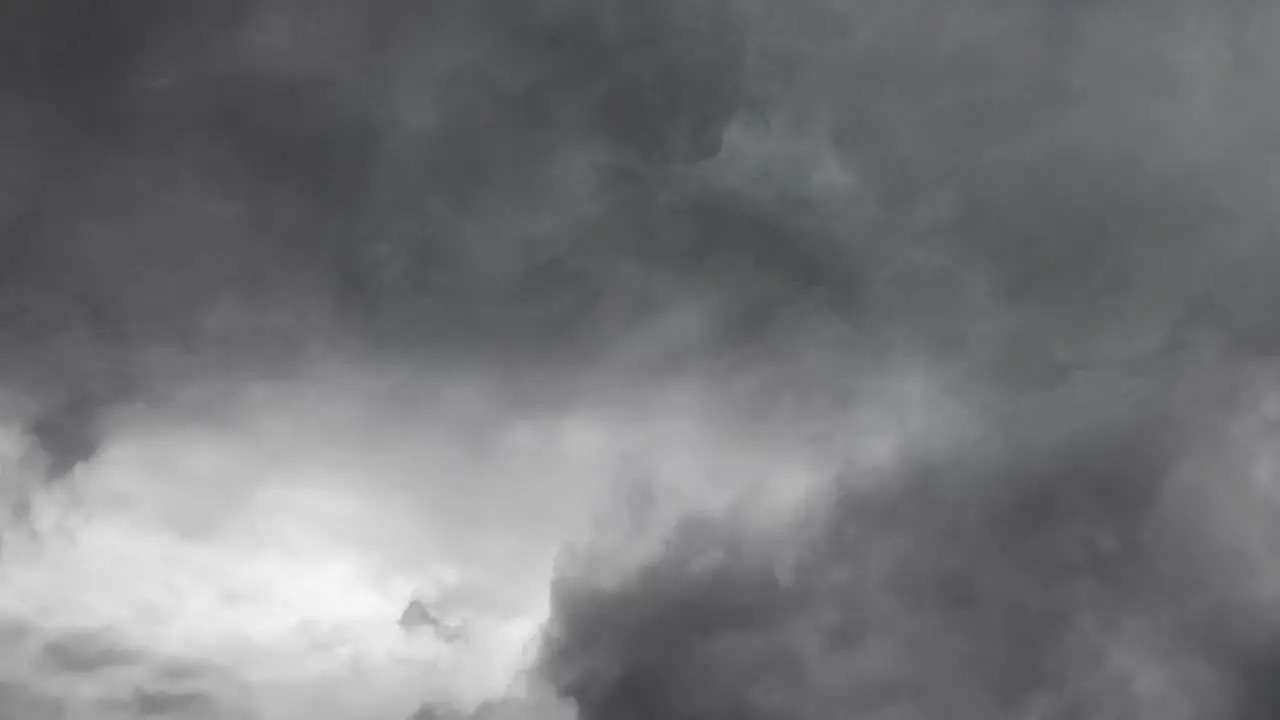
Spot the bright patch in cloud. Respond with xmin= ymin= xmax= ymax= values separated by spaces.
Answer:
xmin=0 ymin=366 xmax=948 ymax=718
xmin=0 ymin=382 xmax=566 ymax=719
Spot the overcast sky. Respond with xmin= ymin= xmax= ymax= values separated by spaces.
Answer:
xmin=4 ymin=1 xmax=1280 ymax=719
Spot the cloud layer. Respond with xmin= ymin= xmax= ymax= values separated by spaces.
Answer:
xmin=4 ymin=0 xmax=1280 ymax=718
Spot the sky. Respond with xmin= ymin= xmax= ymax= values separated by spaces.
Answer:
xmin=4 ymin=0 xmax=1280 ymax=718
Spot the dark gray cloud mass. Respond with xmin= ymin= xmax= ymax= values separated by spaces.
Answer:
xmin=4 ymin=0 xmax=1280 ymax=718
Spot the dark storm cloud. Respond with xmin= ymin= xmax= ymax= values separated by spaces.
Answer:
xmin=5 ymin=0 xmax=1280 ymax=718
xmin=0 ymin=0 xmax=1268 ymax=391
xmin=536 ymin=394 xmax=1196 ymax=719
xmin=521 ymin=2 xmax=1280 ymax=720
xmin=0 ymin=0 xmax=754 ymax=482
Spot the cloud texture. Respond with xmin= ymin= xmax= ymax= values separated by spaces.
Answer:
xmin=4 ymin=0 xmax=1280 ymax=718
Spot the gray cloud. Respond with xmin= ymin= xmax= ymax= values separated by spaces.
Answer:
xmin=4 ymin=0 xmax=1280 ymax=718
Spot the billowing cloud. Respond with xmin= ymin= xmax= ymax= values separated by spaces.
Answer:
xmin=4 ymin=0 xmax=1280 ymax=718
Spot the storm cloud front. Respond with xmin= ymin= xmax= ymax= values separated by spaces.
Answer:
xmin=3 ymin=0 xmax=1280 ymax=718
